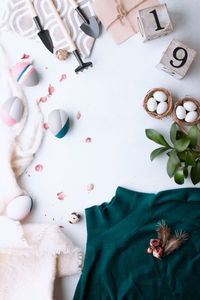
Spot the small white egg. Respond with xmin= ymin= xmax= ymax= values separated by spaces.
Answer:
xmin=185 ymin=111 xmax=198 ymax=123
xmin=153 ymin=91 xmax=168 ymax=102
xmin=156 ymin=102 xmax=168 ymax=115
xmin=147 ymin=97 xmax=157 ymax=112
xmin=183 ymin=101 xmax=197 ymax=112
xmin=6 ymin=195 xmax=33 ymax=221
xmin=176 ymin=106 xmax=187 ymax=120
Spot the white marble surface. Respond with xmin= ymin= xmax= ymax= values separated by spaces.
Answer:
xmin=1 ymin=0 xmax=200 ymax=299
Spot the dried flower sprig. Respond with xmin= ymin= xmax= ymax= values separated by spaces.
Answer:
xmin=147 ymin=220 xmax=189 ymax=259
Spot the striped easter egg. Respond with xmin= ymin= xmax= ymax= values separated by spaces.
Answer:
xmin=48 ymin=109 xmax=70 ymax=139
xmin=0 ymin=96 xmax=23 ymax=126
xmin=11 ymin=62 xmax=39 ymax=86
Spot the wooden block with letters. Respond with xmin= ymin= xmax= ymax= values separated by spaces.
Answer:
xmin=157 ymin=39 xmax=197 ymax=79
xmin=137 ymin=4 xmax=173 ymax=42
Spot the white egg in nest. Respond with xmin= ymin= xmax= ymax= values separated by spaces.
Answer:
xmin=176 ymin=106 xmax=187 ymax=120
xmin=153 ymin=91 xmax=168 ymax=102
xmin=147 ymin=97 xmax=157 ymax=112
xmin=185 ymin=111 xmax=198 ymax=123
xmin=156 ymin=102 xmax=168 ymax=115
xmin=183 ymin=101 xmax=197 ymax=112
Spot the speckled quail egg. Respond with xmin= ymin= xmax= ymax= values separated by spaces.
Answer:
xmin=68 ymin=212 xmax=81 ymax=224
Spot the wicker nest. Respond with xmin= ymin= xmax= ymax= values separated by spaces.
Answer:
xmin=173 ymin=97 xmax=200 ymax=126
xmin=143 ymin=88 xmax=173 ymax=119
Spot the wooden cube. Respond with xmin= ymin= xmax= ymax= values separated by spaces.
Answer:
xmin=157 ymin=39 xmax=197 ymax=79
xmin=137 ymin=4 xmax=173 ymax=42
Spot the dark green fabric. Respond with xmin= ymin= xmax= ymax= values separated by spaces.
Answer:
xmin=74 ymin=187 xmax=200 ymax=300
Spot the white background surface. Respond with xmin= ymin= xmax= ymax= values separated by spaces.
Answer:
xmin=1 ymin=0 xmax=200 ymax=299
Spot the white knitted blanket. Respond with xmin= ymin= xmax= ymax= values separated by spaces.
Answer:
xmin=0 ymin=45 xmax=44 ymax=214
xmin=0 ymin=216 xmax=83 ymax=300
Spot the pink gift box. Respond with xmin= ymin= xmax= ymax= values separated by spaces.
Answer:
xmin=92 ymin=0 xmax=159 ymax=44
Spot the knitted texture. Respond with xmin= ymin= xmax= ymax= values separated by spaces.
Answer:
xmin=0 ymin=45 xmax=44 ymax=215
xmin=0 ymin=46 xmax=83 ymax=299
xmin=0 ymin=217 xmax=83 ymax=300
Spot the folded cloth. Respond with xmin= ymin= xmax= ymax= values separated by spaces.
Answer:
xmin=0 ymin=216 xmax=83 ymax=300
xmin=0 ymin=0 xmax=95 ymax=58
xmin=0 ymin=45 xmax=44 ymax=216
xmin=92 ymin=0 xmax=159 ymax=44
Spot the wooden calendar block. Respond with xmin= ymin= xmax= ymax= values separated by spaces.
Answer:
xmin=137 ymin=4 xmax=173 ymax=42
xmin=157 ymin=39 xmax=197 ymax=79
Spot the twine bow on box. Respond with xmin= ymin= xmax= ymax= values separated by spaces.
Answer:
xmin=106 ymin=0 xmax=148 ymax=31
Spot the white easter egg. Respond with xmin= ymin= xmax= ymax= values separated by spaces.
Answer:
xmin=183 ymin=101 xmax=197 ymax=112
xmin=176 ymin=106 xmax=187 ymax=120
xmin=156 ymin=102 xmax=168 ymax=115
xmin=147 ymin=97 xmax=157 ymax=112
xmin=48 ymin=109 xmax=70 ymax=139
xmin=153 ymin=91 xmax=168 ymax=102
xmin=185 ymin=111 xmax=198 ymax=123
xmin=6 ymin=195 xmax=33 ymax=221
xmin=0 ymin=97 xmax=23 ymax=126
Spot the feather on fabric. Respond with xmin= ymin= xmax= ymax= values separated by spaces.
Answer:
xmin=164 ymin=231 xmax=189 ymax=256
xmin=148 ymin=221 xmax=189 ymax=259
xmin=156 ymin=220 xmax=171 ymax=248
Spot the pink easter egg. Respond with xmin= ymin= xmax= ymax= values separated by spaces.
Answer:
xmin=0 ymin=97 xmax=23 ymax=126
xmin=11 ymin=62 xmax=39 ymax=86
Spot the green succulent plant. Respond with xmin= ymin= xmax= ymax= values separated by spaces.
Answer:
xmin=145 ymin=123 xmax=200 ymax=185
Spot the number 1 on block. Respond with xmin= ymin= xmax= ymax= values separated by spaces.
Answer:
xmin=137 ymin=4 xmax=173 ymax=42
xmin=149 ymin=9 xmax=165 ymax=31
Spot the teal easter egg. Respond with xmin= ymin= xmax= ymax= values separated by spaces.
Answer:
xmin=48 ymin=109 xmax=70 ymax=138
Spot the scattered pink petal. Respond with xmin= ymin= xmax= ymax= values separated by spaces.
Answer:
xmin=150 ymin=239 xmax=161 ymax=248
xmin=59 ymin=225 xmax=64 ymax=228
xmin=85 ymin=137 xmax=91 ymax=143
xmin=21 ymin=53 xmax=30 ymax=59
xmin=59 ymin=74 xmax=67 ymax=82
xmin=87 ymin=184 xmax=94 ymax=191
xmin=153 ymin=247 xmax=163 ymax=259
xmin=39 ymin=96 xmax=47 ymax=103
xmin=77 ymin=112 xmax=81 ymax=120
xmin=48 ymin=84 xmax=55 ymax=97
xmin=35 ymin=164 xmax=43 ymax=172
xmin=57 ymin=192 xmax=66 ymax=200
xmin=44 ymin=123 xmax=49 ymax=130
